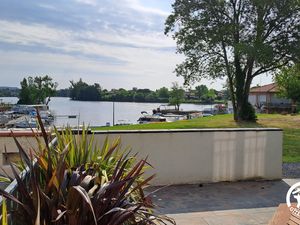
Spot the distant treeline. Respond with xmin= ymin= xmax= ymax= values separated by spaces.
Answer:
xmin=56 ymin=79 xmax=230 ymax=103
xmin=0 ymin=87 xmax=19 ymax=97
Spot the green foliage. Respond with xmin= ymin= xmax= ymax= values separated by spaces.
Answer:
xmin=275 ymin=64 xmax=300 ymax=104
xmin=156 ymin=87 xmax=170 ymax=101
xmin=205 ymin=89 xmax=217 ymax=103
xmin=165 ymin=0 xmax=300 ymax=121
xmin=55 ymin=88 xmax=70 ymax=97
xmin=169 ymin=82 xmax=185 ymax=110
xmin=18 ymin=76 xmax=57 ymax=105
xmin=70 ymin=79 xmax=101 ymax=101
xmin=62 ymin=78 xmax=227 ymax=103
xmin=240 ymin=102 xmax=257 ymax=122
xmin=195 ymin=85 xmax=208 ymax=100
xmin=0 ymin=113 xmax=174 ymax=225
xmin=1 ymin=197 xmax=7 ymax=225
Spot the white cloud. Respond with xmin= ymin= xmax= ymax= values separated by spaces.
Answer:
xmin=0 ymin=0 xmax=227 ymax=90
xmin=75 ymin=0 xmax=98 ymax=6
xmin=38 ymin=4 xmax=58 ymax=11
xmin=124 ymin=0 xmax=169 ymax=16
xmin=0 ymin=18 xmax=186 ymax=89
xmin=0 ymin=19 xmax=176 ymax=60
xmin=0 ymin=50 xmax=185 ymax=89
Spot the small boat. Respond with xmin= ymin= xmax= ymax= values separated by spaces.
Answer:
xmin=202 ymin=108 xmax=215 ymax=117
xmin=115 ymin=120 xmax=132 ymax=126
xmin=137 ymin=112 xmax=166 ymax=124
xmin=160 ymin=113 xmax=186 ymax=122
xmin=5 ymin=115 xmax=38 ymax=128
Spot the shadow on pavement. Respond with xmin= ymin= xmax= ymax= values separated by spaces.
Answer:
xmin=146 ymin=180 xmax=292 ymax=214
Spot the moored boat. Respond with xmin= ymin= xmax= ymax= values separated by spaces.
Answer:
xmin=137 ymin=112 xmax=167 ymax=124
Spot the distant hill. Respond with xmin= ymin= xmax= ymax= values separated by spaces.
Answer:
xmin=0 ymin=87 xmax=20 ymax=97
xmin=0 ymin=86 xmax=19 ymax=90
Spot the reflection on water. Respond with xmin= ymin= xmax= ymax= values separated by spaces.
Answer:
xmin=1 ymin=97 xmax=214 ymax=126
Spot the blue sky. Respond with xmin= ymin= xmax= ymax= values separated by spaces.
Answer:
xmin=0 ymin=0 xmax=271 ymax=90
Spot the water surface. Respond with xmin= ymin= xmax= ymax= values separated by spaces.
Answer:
xmin=1 ymin=97 xmax=214 ymax=126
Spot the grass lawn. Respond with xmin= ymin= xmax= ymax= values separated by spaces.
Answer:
xmin=93 ymin=114 xmax=300 ymax=163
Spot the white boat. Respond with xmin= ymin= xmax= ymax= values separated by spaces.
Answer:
xmin=5 ymin=115 xmax=38 ymax=128
xmin=161 ymin=113 xmax=186 ymax=122
xmin=137 ymin=112 xmax=167 ymax=124
xmin=115 ymin=120 xmax=132 ymax=126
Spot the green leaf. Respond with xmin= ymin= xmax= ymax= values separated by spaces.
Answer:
xmin=2 ymin=197 xmax=7 ymax=225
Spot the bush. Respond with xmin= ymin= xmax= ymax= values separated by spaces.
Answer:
xmin=241 ymin=102 xmax=257 ymax=121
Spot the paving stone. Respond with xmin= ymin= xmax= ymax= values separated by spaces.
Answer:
xmin=247 ymin=211 xmax=276 ymax=224
xmin=147 ymin=180 xmax=290 ymax=214
xmin=171 ymin=215 xmax=209 ymax=225
xmin=202 ymin=214 xmax=261 ymax=225
xmin=148 ymin=179 xmax=300 ymax=224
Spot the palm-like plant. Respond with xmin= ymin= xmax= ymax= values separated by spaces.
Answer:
xmin=0 ymin=112 xmax=175 ymax=225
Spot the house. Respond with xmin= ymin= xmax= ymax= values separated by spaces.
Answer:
xmin=248 ymin=83 xmax=291 ymax=113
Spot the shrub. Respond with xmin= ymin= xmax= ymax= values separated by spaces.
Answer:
xmin=240 ymin=102 xmax=257 ymax=122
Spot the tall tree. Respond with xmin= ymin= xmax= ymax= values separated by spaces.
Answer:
xmin=69 ymin=79 xmax=101 ymax=101
xmin=156 ymin=87 xmax=170 ymax=99
xmin=206 ymin=89 xmax=217 ymax=103
xmin=165 ymin=0 xmax=300 ymax=121
xmin=195 ymin=85 xmax=208 ymax=99
xmin=169 ymin=82 xmax=185 ymax=110
xmin=18 ymin=76 xmax=57 ymax=105
xmin=18 ymin=78 xmax=31 ymax=104
xmin=275 ymin=64 xmax=300 ymax=113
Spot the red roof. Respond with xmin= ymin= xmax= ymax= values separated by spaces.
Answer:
xmin=250 ymin=83 xmax=278 ymax=93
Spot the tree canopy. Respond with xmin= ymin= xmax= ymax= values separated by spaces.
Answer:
xmin=165 ymin=0 xmax=300 ymax=121
xmin=70 ymin=79 xmax=101 ymax=101
xmin=18 ymin=76 xmax=57 ymax=105
xmin=169 ymin=82 xmax=185 ymax=110
xmin=67 ymin=79 xmax=228 ymax=103
xmin=275 ymin=64 xmax=300 ymax=112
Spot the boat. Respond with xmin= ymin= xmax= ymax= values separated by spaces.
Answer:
xmin=137 ymin=112 xmax=167 ymax=124
xmin=160 ymin=113 xmax=186 ymax=122
xmin=202 ymin=108 xmax=215 ymax=117
xmin=153 ymin=104 xmax=202 ymax=117
xmin=115 ymin=120 xmax=132 ymax=126
xmin=5 ymin=115 xmax=37 ymax=128
xmin=4 ymin=104 xmax=54 ymax=128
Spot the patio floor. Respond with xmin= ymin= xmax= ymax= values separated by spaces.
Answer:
xmin=147 ymin=179 xmax=300 ymax=225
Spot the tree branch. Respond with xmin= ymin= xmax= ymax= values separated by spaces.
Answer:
xmin=252 ymin=61 xmax=289 ymax=77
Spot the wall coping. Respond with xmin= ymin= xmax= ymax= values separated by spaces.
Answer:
xmin=92 ymin=128 xmax=282 ymax=134
xmin=0 ymin=127 xmax=283 ymax=137
xmin=0 ymin=130 xmax=46 ymax=137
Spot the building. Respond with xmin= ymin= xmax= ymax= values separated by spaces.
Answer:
xmin=249 ymin=83 xmax=291 ymax=113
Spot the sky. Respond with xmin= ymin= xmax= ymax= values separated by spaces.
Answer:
xmin=0 ymin=0 xmax=272 ymax=90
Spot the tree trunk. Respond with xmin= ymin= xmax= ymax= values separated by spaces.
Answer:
xmin=291 ymin=99 xmax=297 ymax=114
xmin=234 ymin=75 xmax=254 ymax=122
xmin=236 ymin=92 xmax=249 ymax=121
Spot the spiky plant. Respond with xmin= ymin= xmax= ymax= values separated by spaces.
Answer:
xmin=0 ymin=112 xmax=175 ymax=225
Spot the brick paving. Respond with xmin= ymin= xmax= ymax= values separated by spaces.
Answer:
xmin=147 ymin=179 xmax=300 ymax=225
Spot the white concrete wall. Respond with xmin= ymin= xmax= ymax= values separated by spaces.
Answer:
xmin=0 ymin=132 xmax=42 ymax=176
xmin=92 ymin=129 xmax=282 ymax=185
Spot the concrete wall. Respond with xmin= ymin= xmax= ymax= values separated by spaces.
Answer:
xmin=0 ymin=129 xmax=282 ymax=186
xmin=0 ymin=131 xmax=42 ymax=175
xmin=92 ymin=128 xmax=282 ymax=185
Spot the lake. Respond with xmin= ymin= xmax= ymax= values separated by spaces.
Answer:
xmin=1 ymin=97 xmax=214 ymax=127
